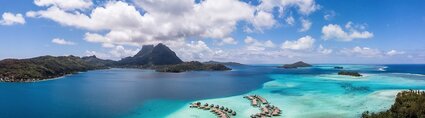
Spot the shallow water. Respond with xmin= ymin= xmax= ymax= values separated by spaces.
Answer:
xmin=0 ymin=64 xmax=424 ymax=118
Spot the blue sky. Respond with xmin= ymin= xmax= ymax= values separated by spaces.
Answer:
xmin=0 ymin=0 xmax=424 ymax=64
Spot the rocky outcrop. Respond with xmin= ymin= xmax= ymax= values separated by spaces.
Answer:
xmin=118 ymin=43 xmax=183 ymax=66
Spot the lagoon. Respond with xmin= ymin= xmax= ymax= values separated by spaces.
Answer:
xmin=0 ymin=64 xmax=424 ymax=118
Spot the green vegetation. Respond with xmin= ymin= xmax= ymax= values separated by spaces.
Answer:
xmin=203 ymin=61 xmax=244 ymax=66
xmin=155 ymin=61 xmax=231 ymax=73
xmin=338 ymin=71 xmax=362 ymax=77
xmin=0 ymin=43 xmax=232 ymax=82
xmin=0 ymin=55 xmax=108 ymax=82
xmin=362 ymin=90 xmax=425 ymax=118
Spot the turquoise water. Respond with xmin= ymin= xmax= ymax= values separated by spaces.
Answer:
xmin=0 ymin=64 xmax=424 ymax=118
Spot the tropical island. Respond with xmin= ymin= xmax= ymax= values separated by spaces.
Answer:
xmin=0 ymin=43 xmax=231 ymax=82
xmin=279 ymin=61 xmax=312 ymax=69
xmin=362 ymin=90 xmax=425 ymax=118
xmin=338 ymin=71 xmax=363 ymax=77
xmin=203 ymin=61 xmax=244 ymax=66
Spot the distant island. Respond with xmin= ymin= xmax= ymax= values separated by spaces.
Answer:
xmin=156 ymin=61 xmax=231 ymax=73
xmin=203 ymin=61 xmax=244 ymax=66
xmin=362 ymin=90 xmax=425 ymax=118
xmin=338 ymin=71 xmax=362 ymax=77
xmin=279 ymin=61 xmax=312 ymax=69
xmin=0 ymin=43 xmax=231 ymax=82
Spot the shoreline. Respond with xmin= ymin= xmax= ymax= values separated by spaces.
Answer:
xmin=165 ymin=72 xmax=425 ymax=118
xmin=0 ymin=68 xmax=111 ymax=83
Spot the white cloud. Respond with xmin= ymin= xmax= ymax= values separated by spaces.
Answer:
xmin=340 ymin=46 xmax=381 ymax=57
xmin=249 ymin=10 xmax=276 ymax=32
xmin=85 ymin=45 xmax=139 ymax=60
xmin=244 ymin=36 xmax=275 ymax=51
xmin=258 ymin=0 xmax=320 ymax=15
xmin=322 ymin=22 xmax=374 ymax=41
xmin=285 ymin=16 xmax=295 ymax=26
xmin=34 ymin=0 xmax=93 ymax=10
xmin=51 ymin=38 xmax=75 ymax=45
xmin=164 ymin=39 xmax=219 ymax=61
xmin=281 ymin=35 xmax=315 ymax=50
xmin=324 ymin=10 xmax=336 ymax=20
xmin=29 ymin=0 xmax=255 ymax=46
xmin=109 ymin=45 xmax=139 ymax=58
xmin=0 ymin=12 xmax=25 ymax=25
xmin=386 ymin=50 xmax=405 ymax=56
xmin=217 ymin=37 xmax=237 ymax=45
xmin=317 ymin=44 xmax=332 ymax=54
xmin=299 ymin=18 xmax=312 ymax=32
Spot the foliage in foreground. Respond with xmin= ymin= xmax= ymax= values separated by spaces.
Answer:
xmin=362 ymin=90 xmax=425 ymax=118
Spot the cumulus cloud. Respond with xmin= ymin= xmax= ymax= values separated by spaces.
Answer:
xmin=323 ymin=10 xmax=336 ymax=20
xmin=28 ymin=0 xmax=255 ymax=46
xmin=0 ymin=12 xmax=25 ymax=25
xmin=299 ymin=18 xmax=312 ymax=32
xmin=340 ymin=46 xmax=382 ymax=57
xmin=244 ymin=36 xmax=275 ymax=51
xmin=386 ymin=50 xmax=405 ymax=56
xmin=285 ymin=16 xmax=295 ymax=26
xmin=258 ymin=0 xmax=320 ymax=15
xmin=281 ymin=35 xmax=315 ymax=50
xmin=248 ymin=11 xmax=276 ymax=32
xmin=317 ymin=44 xmax=332 ymax=54
xmin=162 ymin=39 xmax=229 ymax=61
xmin=217 ymin=37 xmax=237 ymax=45
xmin=52 ymin=38 xmax=76 ymax=45
xmin=34 ymin=0 xmax=93 ymax=10
xmin=27 ymin=0 xmax=326 ymax=62
xmin=322 ymin=21 xmax=374 ymax=41
xmin=85 ymin=45 xmax=139 ymax=59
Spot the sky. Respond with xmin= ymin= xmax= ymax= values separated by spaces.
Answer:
xmin=0 ymin=0 xmax=424 ymax=64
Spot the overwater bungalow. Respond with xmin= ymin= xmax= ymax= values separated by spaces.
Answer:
xmin=255 ymin=95 xmax=268 ymax=104
xmin=261 ymin=107 xmax=269 ymax=114
xmin=190 ymin=102 xmax=200 ymax=108
xmin=189 ymin=102 xmax=236 ymax=118
xmin=272 ymin=108 xmax=281 ymax=116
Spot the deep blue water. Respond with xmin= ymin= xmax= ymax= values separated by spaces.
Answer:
xmin=0 ymin=64 xmax=424 ymax=118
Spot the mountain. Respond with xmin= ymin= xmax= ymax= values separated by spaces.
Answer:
xmin=82 ymin=55 xmax=116 ymax=67
xmin=0 ymin=55 xmax=106 ymax=82
xmin=118 ymin=43 xmax=183 ymax=66
xmin=0 ymin=43 xmax=231 ymax=82
xmin=280 ymin=61 xmax=312 ymax=69
xmin=203 ymin=61 xmax=244 ymax=66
